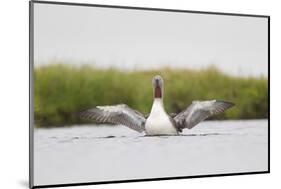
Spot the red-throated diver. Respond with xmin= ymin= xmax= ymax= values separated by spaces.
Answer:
xmin=79 ymin=75 xmax=234 ymax=135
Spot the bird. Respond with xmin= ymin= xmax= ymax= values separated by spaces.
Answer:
xmin=79 ymin=75 xmax=234 ymax=136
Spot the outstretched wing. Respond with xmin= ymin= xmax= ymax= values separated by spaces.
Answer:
xmin=78 ymin=104 xmax=146 ymax=133
xmin=174 ymin=100 xmax=234 ymax=131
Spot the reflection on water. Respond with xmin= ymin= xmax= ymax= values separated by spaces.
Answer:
xmin=34 ymin=120 xmax=268 ymax=186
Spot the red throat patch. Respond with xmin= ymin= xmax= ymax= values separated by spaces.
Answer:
xmin=155 ymin=86 xmax=162 ymax=98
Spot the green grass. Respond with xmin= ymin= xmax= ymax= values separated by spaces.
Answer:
xmin=34 ymin=63 xmax=268 ymax=127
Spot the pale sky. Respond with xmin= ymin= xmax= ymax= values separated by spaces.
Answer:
xmin=34 ymin=3 xmax=268 ymax=77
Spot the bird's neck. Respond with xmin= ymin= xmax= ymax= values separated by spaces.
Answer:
xmin=150 ymin=98 xmax=166 ymax=116
xmin=154 ymin=86 xmax=162 ymax=98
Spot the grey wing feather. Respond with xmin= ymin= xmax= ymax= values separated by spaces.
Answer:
xmin=79 ymin=104 xmax=146 ymax=133
xmin=174 ymin=100 xmax=234 ymax=131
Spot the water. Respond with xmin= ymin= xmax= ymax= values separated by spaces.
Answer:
xmin=33 ymin=120 xmax=268 ymax=186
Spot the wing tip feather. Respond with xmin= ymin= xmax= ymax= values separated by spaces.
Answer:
xmin=77 ymin=107 xmax=100 ymax=119
xmin=216 ymin=100 xmax=235 ymax=108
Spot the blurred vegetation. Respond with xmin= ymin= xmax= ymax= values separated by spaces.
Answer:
xmin=34 ymin=63 xmax=268 ymax=127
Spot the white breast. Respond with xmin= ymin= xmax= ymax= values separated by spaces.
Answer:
xmin=145 ymin=99 xmax=178 ymax=135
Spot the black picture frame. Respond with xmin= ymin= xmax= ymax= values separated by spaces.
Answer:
xmin=29 ymin=1 xmax=270 ymax=188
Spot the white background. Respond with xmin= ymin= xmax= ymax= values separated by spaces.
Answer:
xmin=0 ymin=0 xmax=278 ymax=189
xmin=33 ymin=3 xmax=268 ymax=77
